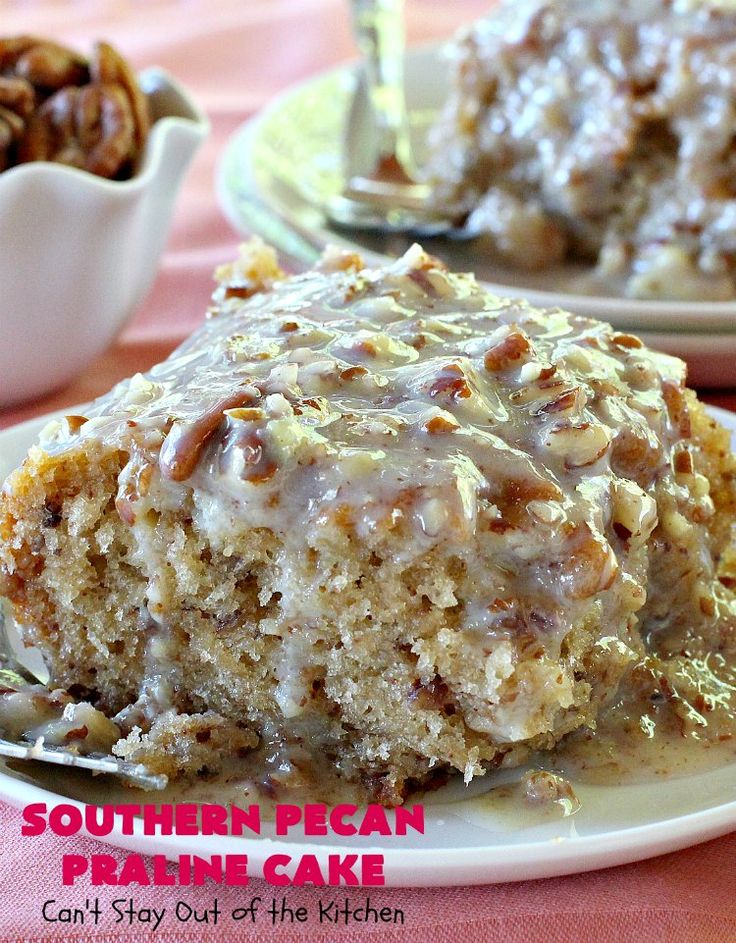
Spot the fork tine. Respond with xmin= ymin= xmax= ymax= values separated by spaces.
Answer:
xmin=0 ymin=737 xmax=167 ymax=790
xmin=0 ymin=607 xmax=166 ymax=790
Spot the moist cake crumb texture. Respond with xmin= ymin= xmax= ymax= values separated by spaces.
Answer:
xmin=2 ymin=239 xmax=736 ymax=804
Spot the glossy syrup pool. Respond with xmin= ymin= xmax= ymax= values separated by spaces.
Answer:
xmin=549 ymin=650 xmax=736 ymax=784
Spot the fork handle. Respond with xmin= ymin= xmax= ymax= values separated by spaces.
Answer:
xmin=349 ymin=0 xmax=414 ymax=179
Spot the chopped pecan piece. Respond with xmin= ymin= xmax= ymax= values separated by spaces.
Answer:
xmin=544 ymin=421 xmax=612 ymax=469
xmin=555 ymin=523 xmax=618 ymax=599
xmin=662 ymin=380 xmax=691 ymax=438
xmin=611 ymin=333 xmax=644 ymax=350
xmin=483 ymin=329 xmax=532 ymax=371
xmin=160 ymin=389 xmax=259 ymax=481
xmin=423 ymin=415 xmax=460 ymax=434
xmin=429 ymin=363 xmax=473 ymax=400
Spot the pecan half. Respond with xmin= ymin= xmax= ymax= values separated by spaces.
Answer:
xmin=20 ymin=83 xmax=136 ymax=178
xmin=13 ymin=39 xmax=88 ymax=91
xmin=90 ymin=41 xmax=150 ymax=152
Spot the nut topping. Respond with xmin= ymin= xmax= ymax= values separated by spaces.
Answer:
xmin=483 ymin=329 xmax=533 ymax=371
xmin=225 ymin=407 xmax=266 ymax=423
xmin=610 ymin=427 xmax=663 ymax=487
xmin=62 ymin=415 xmax=88 ymax=435
xmin=558 ymin=524 xmax=618 ymax=600
xmin=662 ymin=380 xmax=691 ymax=438
xmin=535 ymin=386 xmax=584 ymax=416
xmin=611 ymin=333 xmax=644 ymax=350
xmin=160 ymin=389 xmax=260 ymax=482
xmin=340 ymin=366 xmax=369 ymax=382
xmin=429 ymin=363 xmax=473 ymax=401
xmin=23 ymin=241 xmax=717 ymax=676
xmin=236 ymin=429 xmax=278 ymax=484
xmin=612 ymin=480 xmax=658 ymax=542
xmin=673 ymin=447 xmax=694 ymax=475
xmin=423 ymin=414 xmax=460 ymax=435
xmin=543 ymin=421 xmax=612 ymax=469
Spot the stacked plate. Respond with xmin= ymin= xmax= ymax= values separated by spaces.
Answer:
xmin=216 ymin=44 xmax=736 ymax=388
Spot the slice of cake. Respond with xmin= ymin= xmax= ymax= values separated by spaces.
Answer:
xmin=1 ymin=241 xmax=735 ymax=804
xmin=426 ymin=0 xmax=736 ymax=300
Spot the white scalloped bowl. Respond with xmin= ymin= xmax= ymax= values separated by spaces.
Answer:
xmin=0 ymin=68 xmax=209 ymax=408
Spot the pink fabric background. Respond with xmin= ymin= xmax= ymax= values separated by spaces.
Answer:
xmin=1 ymin=2 xmax=736 ymax=940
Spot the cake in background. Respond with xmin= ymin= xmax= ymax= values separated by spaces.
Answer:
xmin=426 ymin=0 xmax=736 ymax=300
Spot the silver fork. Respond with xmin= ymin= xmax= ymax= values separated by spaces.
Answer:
xmin=0 ymin=606 xmax=166 ymax=790
xmin=328 ymin=0 xmax=452 ymax=235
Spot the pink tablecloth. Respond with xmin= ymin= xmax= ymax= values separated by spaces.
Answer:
xmin=1 ymin=2 xmax=736 ymax=941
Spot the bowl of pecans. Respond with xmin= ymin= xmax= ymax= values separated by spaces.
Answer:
xmin=0 ymin=37 xmax=209 ymax=407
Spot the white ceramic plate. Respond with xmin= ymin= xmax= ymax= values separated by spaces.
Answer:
xmin=216 ymin=43 xmax=736 ymax=342
xmin=2 ymin=407 xmax=736 ymax=886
